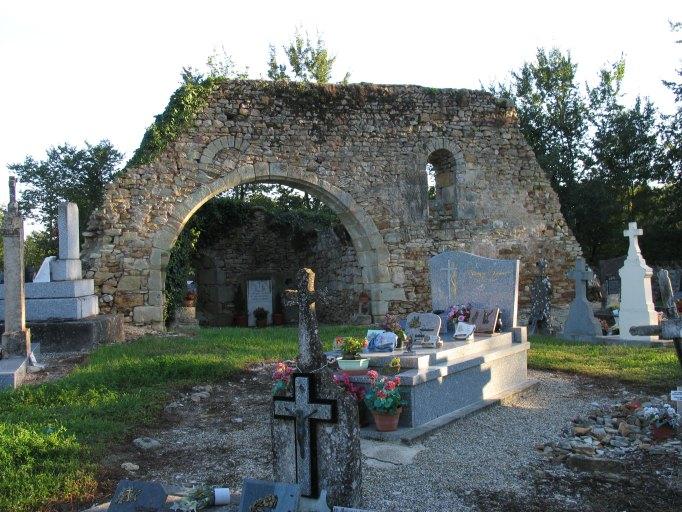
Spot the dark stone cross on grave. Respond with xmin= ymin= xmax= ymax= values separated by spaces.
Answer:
xmin=284 ymin=268 xmax=328 ymax=372
xmin=273 ymin=373 xmax=337 ymax=497
xmin=568 ymin=258 xmax=594 ymax=299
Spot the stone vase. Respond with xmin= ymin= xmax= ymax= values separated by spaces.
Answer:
xmin=371 ymin=407 xmax=402 ymax=432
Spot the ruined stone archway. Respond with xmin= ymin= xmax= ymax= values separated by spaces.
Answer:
xmin=82 ymin=81 xmax=582 ymax=327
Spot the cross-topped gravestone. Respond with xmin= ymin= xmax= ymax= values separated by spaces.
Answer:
xmin=1 ymin=176 xmax=31 ymax=359
xmin=561 ymin=258 xmax=602 ymax=339
xmin=618 ymin=221 xmax=658 ymax=341
xmin=273 ymin=373 xmax=337 ymax=497
xmin=272 ymin=268 xmax=362 ymax=509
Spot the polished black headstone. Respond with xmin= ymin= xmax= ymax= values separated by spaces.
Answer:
xmin=108 ymin=479 xmax=167 ymax=511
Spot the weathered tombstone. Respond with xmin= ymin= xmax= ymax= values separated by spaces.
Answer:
xmin=238 ymin=478 xmax=301 ymax=512
xmin=108 ymin=479 xmax=167 ymax=511
xmin=561 ymin=258 xmax=602 ymax=339
xmin=527 ymin=259 xmax=553 ymax=335
xmin=618 ymin=222 xmax=658 ymax=342
xmin=429 ymin=251 xmax=519 ymax=331
xmin=272 ymin=268 xmax=362 ymax=508
xmin=248 ymin=279 xmax=272 ymax=326
xmin=1 ymin=176 xmax=31 ymax=359
xmin=405 ymin=312 xmax=442 ymax=347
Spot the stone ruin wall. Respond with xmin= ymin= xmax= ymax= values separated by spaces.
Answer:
xmin=81 ymin=80 xmax=582 ymax=326
xmin=195 ymin=209 xmax=362 ymax=325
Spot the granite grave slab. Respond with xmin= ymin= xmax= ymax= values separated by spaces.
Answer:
xmin=108 ymin=479 xmax=167 ymax=512
xmin=429 ymin=251 xmax=519 ymax=331
xmin=238 ymin=479 xmax=300 ymax=512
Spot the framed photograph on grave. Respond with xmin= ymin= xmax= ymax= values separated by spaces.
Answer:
xmin=468 ymin=307 xmax=500 ymax=333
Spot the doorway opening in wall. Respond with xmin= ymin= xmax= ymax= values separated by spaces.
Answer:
xmin=164 ymin=182 xmax=364 ymax=329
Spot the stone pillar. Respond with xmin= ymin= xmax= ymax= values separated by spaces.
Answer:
xmin=1 ymin=177 xmax=31 ymax=358
xmin=50 ymin=202 xmax=83 ymax=281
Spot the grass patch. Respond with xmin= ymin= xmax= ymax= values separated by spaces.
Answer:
xmin=1 ymin=327 xmax=678 ymax=511
xmin=0 ymin=325 xmax=364 ymax=512
xmin=528 ymin=335 xmax=681 ymax=391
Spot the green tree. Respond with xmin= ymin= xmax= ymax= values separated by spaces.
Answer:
xmin=267 ymin=29 xmax=349 ymax=84
xmin=8 ymin=140 xmax=123 ymax=250
xmin=24 ymin=230 xmax=53 ymax=269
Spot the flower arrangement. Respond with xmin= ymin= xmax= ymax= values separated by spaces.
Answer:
xmin=254 ymin=307 xmax=268 ymax=320
xmin=448 ymin=303 xmax=471 ymax=323
xmin=332 ymin=372 xmax=366 ymax=402
xmin=386 ymin=356 xmax=401 ymax=375
xmin=335 ymin=336 xmax=368 ymax=359
xmin=271 ymin=361 xmax=294 ymax=395
xmin=364 ymin=370 xmax=403 ymax=415
xmin=381 ymin=314 xmax=406 ymax=346
xmin=638 ymin=403 xmax=680 ymax=429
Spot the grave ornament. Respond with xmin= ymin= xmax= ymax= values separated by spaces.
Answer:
xmin=527 ymin=259 xmax=553 ymax=335
xmin=108 ymin=479 xmax=167 ymax=512
xmin=561 ymin=258 xmax=602 ymax=339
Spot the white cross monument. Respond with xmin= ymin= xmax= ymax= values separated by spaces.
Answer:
xmin=618 ymin=222 xmax=658 ymax=342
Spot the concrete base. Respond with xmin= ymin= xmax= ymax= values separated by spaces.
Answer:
xmin=0 ymin=314 xmax=124 ymax=352
xmin=361 ymin=378 xmax=539 ymax=444
xmin=0 ymin=354 xmax=29 ymax=388
xmin=559 ymin=334 xmax=672 ymax=348
xmin=335 ymin=331 xmax=534 ymax=438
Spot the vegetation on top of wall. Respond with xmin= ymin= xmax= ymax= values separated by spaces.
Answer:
xmin=126 ymin=76 xmax=226 ymax=169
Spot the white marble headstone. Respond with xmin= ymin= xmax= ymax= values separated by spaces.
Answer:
xmin=247 ymin=279 xmax=272 ymax=326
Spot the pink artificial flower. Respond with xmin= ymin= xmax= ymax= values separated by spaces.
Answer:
xmin=385 ymin=380 xmax=396 ymax=391
xmin=458 ymin=315 xmax=465 ymax=322
xmin=367 ymin=370 xmax=379 ymax=381
xmin=394 ymin=377 xmax=401 ymax=385
xmin=377 ymin=390 xmax=387 ymax=399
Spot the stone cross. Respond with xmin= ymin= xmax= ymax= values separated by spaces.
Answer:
xmin=285 ymin=268 xmax=327 ymax=372
xmin=1 ymin=177 xmax=31 ymax=358
xmin=567 ymin=258 xmax=593 ymax=299
xmin=623 ymin=222 xmax=644 ymax=260
xmin=273 ymin=373 xmax=337 ymax=497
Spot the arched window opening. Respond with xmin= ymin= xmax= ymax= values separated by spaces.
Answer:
xmin=426 ymin=148 xmax=457 ymax=217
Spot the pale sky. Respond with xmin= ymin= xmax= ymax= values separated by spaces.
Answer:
xmin=1 ymin=0 xmax=680 ymax=214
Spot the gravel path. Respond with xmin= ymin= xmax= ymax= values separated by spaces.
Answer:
xmin=90 ymin=366 xmax=676 ymax=512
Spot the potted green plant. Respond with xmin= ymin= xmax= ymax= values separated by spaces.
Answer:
xmin=381 ymin=314 xmax=406 ymax=349
xmin=385 ymin=357 xmax=401 ymax=376
xmin=365 ymin=370 xmax=403 ymax=431
xmin=233 ymin=284 xmax=247 ymax=327
xmin=254 ymin=307 xmax=269 ymax=328
xmin=273 ymin=293 xmax=285 ymax=326
xmin=334 ymin=336 xmax=369 ymax=370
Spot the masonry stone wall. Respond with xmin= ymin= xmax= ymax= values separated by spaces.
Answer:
xmin=195 ymin=208 xmax=362 ymax=325
xmin=81 ymin=80 xmax=582 ymax=327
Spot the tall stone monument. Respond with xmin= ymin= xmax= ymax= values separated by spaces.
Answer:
xmin=272 ymin=268 xmax=362 ymax=509
xmin=1 ymin=177 xmax=31 ymax=359
xmin=618 ymin=222 xmax=658 ymax=342
xmin=561 ymin=258 xmax=602 ymax=340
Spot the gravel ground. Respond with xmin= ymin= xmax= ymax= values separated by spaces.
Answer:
xmin=84 ymin=364 xmax=679 ymax=512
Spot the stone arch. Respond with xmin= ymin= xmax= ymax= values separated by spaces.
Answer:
xmin=144 ymin=152 xmax=395 ymax=327
xmin=418 ymin=138 xmax=466 ymax=219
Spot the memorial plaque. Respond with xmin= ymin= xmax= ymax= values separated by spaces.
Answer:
xmin=248 ymin=279 xmax=272 ymax=326
xmin=108 ymin=479 xmax=167 ymax=512
xmin=405 ymin=313 xmax=441 ymax=347
xmin=238 ymin=478 xmax=301 ymax=512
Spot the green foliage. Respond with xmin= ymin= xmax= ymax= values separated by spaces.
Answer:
xmin=491 ymin=48 xmax=675 ymax=265
xmin=0 ymin=325 xmax=364 ymax=511
xmin=24 ymin=230 xmax=53 ymax=269
xmin=8 ymin=140 xmax=123 ymax=243
xmin=127 ymin=76 xmax=225 ymax=169
xmin=267 ymin=28 xmax=349 ymax=84
xmin=164 ymin=226 xmax=200 ymax=323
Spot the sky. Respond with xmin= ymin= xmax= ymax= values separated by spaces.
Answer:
xmin=0 ymin=0 xmax=680 ymax=216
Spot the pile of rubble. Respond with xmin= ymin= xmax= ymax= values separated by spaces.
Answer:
xmin=537 ymin=395 xmax=681 ymax=472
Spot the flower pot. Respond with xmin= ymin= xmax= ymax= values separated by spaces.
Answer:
xmin=234 ymin=314 xmax=248 ymax=327
xmin=256 ymin=318 xmax=268 ymax=328
xmin=371 ymin=407 xmax=402 ymax=432
xmin=273 ymin=313 xmax=285 ymax=326
xmin=337 ymin=358 xmax=369 ymax=371
xmin=651 ymin=424 xmax=676 ymax=441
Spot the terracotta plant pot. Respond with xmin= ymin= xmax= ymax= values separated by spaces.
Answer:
xmin=273 ymin=313 xmax=285 ymax=326
xmin=234 ymin=314 xmax=248 ymax=327
xmin=371 ymin=407 xmax=402 ymax=432
xmin=255 ymin=318 xmax=268 ymax=328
